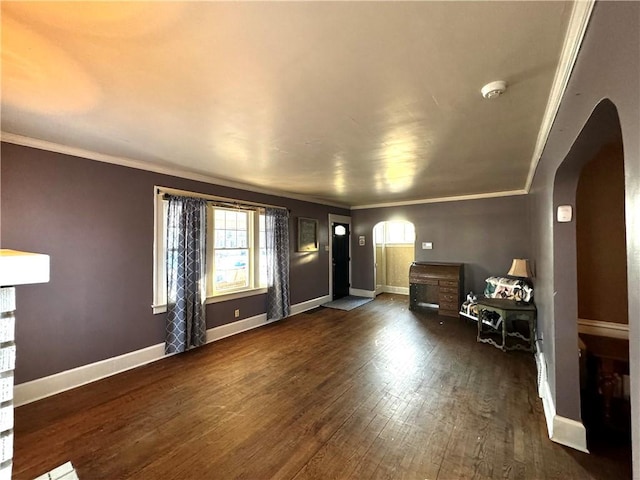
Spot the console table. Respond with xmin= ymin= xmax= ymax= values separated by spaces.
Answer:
xmin=476 ymin=298 xmax=536 ymax=352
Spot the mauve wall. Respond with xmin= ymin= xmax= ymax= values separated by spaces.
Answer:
xmin=528 ymin=2 xmax=638 ymax=472
xmin=351 ymin=195 xmax=532 ymax=295
xmin=1 ymin=143 xmax=348 ymax=383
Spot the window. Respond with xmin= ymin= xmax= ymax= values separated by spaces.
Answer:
xmin=153 ymin=188 xmax=268 ymax=314
xmin=374 ymin=221 xmax=415 ymax=245
xmin=212 ymin=209 xmax=250 ymax=292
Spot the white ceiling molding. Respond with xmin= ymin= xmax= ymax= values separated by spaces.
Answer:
xmin=524 ymin=0 xmax=596 ymax=192
xmin=0 ymin=132 xmax=350 ymax=209
xmin=350 ymin=189 xmax=528 ymax=210
xmin=1 ymin=131 xmax=529 ymax=210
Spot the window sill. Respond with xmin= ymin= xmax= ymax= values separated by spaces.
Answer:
xmin=152 ymin=287 xmax=268 ymax=314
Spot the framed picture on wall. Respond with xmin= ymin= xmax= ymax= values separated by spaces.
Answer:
xmin=297 ymin=217 xmax=319 ymax=252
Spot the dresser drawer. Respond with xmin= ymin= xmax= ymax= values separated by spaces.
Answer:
xmin=439 ymin=286 xmax=458 ymax=294
xmin=439 ymin=293 xmax=457 ymax=303
xmin=439 ymin=300 xmax=459 ymax=311
xmin=410 ymin=277 xmax=439 ymax=286
xmin=439 ymin=280 xmax=458 ymax=288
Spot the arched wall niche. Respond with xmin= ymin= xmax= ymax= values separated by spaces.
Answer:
xmin=552 ymin=99 xmax=624 ymax=422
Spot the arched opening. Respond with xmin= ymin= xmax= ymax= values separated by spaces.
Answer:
xmin=373 ymin=221 xmax=415 ymax=296
xmin=553 ymin=99 xmax=631 ymax=471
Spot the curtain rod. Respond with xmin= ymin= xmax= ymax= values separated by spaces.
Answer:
xmin=157 ymin=187 xmax=289 ymax=212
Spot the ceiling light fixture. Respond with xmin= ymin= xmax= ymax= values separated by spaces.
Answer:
xmin=481 ymin=80 xmax=507 ymax=99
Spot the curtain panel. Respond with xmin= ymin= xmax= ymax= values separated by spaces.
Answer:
xmin=165 ymin=195 xmax=208 ymax=354
xmin=266 ymin=208 xmax=291 ymax=320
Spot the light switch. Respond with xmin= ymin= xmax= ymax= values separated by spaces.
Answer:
xmin=422 ymin=242 xmax=433 ymax=250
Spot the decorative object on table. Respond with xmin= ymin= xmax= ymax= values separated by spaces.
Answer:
xmin=459 ymin=275 xmax=534 ymax=323
xmin=507 ymin=258 xmax=533 ymax=279
xmin=297 ymin=217 xmax=318 ymax=252
xmin=483 ymin=276 xmax=533 ymax=303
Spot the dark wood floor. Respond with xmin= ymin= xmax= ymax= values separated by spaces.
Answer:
xmin=14 ymin=294 xmax=630 ymax=479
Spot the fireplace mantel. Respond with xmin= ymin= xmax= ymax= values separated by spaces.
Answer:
xmin=0 ymin=249 xmax=50 ymax=287
xmin=0 ymin=249 xmax=50 ymax=480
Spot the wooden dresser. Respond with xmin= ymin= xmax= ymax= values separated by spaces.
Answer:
xmin=409 ymin=262 xmax=464 ymax=317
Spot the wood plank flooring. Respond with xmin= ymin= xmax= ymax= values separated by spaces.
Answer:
xmin=14 ymin=294 xmax=629 ymax=479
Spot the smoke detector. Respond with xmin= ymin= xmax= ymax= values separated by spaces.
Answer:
xmin=481 ymin=80 xmax=507 ymax=99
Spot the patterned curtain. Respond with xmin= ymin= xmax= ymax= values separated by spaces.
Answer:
xmin=165 ymin=195 xmax=208 ymax=354
xmin=266 ymin=207 xmax=290 ymax=320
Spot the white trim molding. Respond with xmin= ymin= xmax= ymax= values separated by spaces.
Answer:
xmin=378 ymin=286 xmax=409 ymax=295
xmin=14 ymin=294 xmax=330 ymax=407
xmin=351 ymin=190 xmax=526 ymax=210
xmin=551 ymin=416 xmax=589 ymax=454
xmin=524 ymin=0 xmax=596 ymax=192
xmin=0 ymin=132 xmax=349 ymax=210
xmin=535 ymin=350 xmax=589 ymax=453
xmin=577 ymin=318 xmax=629 ymax=339
xmin=349 ymin=288 xmax=376 ymax=299
xmin=290 ymin=295 xmax=331 ymax=315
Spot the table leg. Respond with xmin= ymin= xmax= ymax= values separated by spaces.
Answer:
xmin=501 ymin=313 xmax=507 ymax=350
xmin=528 ymin=314 xmax=535 ymax=352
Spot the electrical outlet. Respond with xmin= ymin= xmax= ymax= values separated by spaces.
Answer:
xmin=234 ymin=309 xmax=240 ymax=318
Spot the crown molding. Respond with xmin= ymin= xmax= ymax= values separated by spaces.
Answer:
xmin=0 ymin=132 xmax=350 ymax=210
xmin=2 ymin=132 xmax=528 ymax=211
xmin=525 ymin=0 xmax=596 ymax=192
xmin=350 ymin=189 xmax=527 ymax=210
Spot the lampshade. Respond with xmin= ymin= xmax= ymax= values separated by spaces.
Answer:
xmin=507 ymin=258 xmax=532 ymax=278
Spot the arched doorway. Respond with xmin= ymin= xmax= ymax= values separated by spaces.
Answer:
xmin=554 ymin=99 xmax=631 ymax=468
xmin=373 ymin=221 xmax=415 ymax=296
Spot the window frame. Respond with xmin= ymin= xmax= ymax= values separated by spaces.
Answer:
xmin=374 ymin=221 xmax=415 ymax=246
xmin=152 ymin=187 xmax=267 ymax=315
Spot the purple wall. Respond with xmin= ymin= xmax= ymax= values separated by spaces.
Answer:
xmin=1 ymin=143 xmax=348 ymax=383
xmin=529 ymin=2 xmax=639 ymax=472
xmin=351 ymin=195 xmax=532 ymax=295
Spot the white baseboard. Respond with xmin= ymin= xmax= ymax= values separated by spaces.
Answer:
xmin=351 ymin=287 xmax=407 ymax=297
xmin=536 ymin=350 xmax=555 ymax=436
xmin=290 ymin=295 xmax=331 ymax=315
xmin=14 ymin=295 xmax=330 ymax=407
xmin=577 ymin=318 xmax=629 ymax=339
xmin=381 ymin=286 xmax=409 ymax=295
xmin=349 ymin=288 xmax=376 ymax=298
xmin=535 ymin=350 xmax=589 ymax=453
xmin=552 ymin=416 xmax=589 ymax=453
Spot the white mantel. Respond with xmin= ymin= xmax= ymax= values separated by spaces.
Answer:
xmin=0 ymin=249 xmax=50 ymax=287
xmin=0 ymin=249 xmax=50 ymax=480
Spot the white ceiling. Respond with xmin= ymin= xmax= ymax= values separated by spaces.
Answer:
xmin=1 ymin=1 xmax=577 ymax=208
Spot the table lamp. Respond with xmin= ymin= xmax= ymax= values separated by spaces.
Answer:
xmin=507 ymin=258 xmax=532 ymax=279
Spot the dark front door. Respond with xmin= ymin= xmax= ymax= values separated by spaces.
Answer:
xmin=332 ymin=222 xmax=350 ymax=300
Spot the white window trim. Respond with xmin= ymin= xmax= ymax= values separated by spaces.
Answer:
xmin=152 ymin=186 xmax=269 ymax=315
